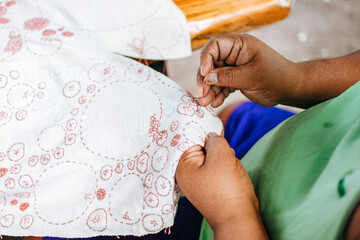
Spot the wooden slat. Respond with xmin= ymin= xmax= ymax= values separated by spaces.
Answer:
xmin=173 ymin=0 xmax=292 ymax=50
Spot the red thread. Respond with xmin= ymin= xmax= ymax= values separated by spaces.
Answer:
xmin=129 ymin=38 xmax=149 ymax=66
xmin=192 ymin=64 xmax=214 ymax=111
xmin=24 ymin=18 xmax=49 ymax=30
xmin=128 ymin=38 xmax=167 ymax=74
xmin=136 ymin=152 xmax=149 ymax=174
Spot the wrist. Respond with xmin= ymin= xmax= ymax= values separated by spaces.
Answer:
xmin=209 ymin=197 xmax=268 ymax=240
xmin=277 ymin=60 xmax=304 ymax=106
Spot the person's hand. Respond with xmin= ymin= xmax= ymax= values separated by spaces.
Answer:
xmin=197 ymin=34 xmax=302 ymax=108
xmin=176 ymin=133 xmax=268 ymax=239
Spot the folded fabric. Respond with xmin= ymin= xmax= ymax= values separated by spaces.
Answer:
xmin=0 ymin=41 xmax=222 ymax=236
xmin=0 ymin=0 xmax=191 ymax=60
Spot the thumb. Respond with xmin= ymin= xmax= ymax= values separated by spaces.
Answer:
xmin=176 ymin=145 xmax=204 ymax=176
xmin=205 ymin=66 xmax=254 ymax=90
xmin=204 ymin=133 xmax=233 ymax=164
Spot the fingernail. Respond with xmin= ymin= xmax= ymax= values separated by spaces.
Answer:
xmin=200 ymin=65 xmax=203 ymax=75
xmin=197 ymin=88 xmax=202 ymax=97
xmin=205 ymin=132 xmax=218 ymax=141
xmin=207 ymin=73 xmax=218 ymax=84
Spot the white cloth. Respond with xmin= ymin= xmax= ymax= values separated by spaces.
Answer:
xmin=0 ymin=0 xmax=191 ymax=60
xmin=0 ymin=1 xmax=221 ymax=237
xmin=0 ymin=44 xmax=222 ymax=236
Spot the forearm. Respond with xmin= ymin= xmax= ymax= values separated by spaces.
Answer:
xmin=283 ymin=50 xmax=360 ymax=108
xmin=211 ymin=199 xmax=269 ymax=240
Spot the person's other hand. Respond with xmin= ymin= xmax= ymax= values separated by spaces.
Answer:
xmin=197 ymin=34 xmax=301 ymax=108
xmin=176 ymin=133 xmax=268 ymax=239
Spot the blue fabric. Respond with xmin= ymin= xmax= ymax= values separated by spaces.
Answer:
xmin=225 ymin=102 xmax=295 ymax=159
xmin=43 ymin=102 xmax=294 ymax=240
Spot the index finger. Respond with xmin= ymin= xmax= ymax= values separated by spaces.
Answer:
xmin=200 ymin=35 xmax=237 ymax=76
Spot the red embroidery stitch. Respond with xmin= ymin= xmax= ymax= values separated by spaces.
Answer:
xmin=14 ymin=192 xmax=30 ymax=198
xmin=145 ymin=193 xmax=159 ymax=208
xmin=6 ymin=1 xmax=16 ymax=7
xmin=136 ymin=152 xmax=149 ymax=174
xmin=10 ymin=199 xmax=18 ymax=205
xmin=4 ymin=178 xmax=15 ymax=189
xmin=24 ymin=18 xmax=49 ymax=31
xmin=144 ymin=173 xmax=154 ymax=189
xmin=0 ymin=18 xmax=9 ymax=24
xmin=100 ymin=165 xmax=113 ymax=181
xmin=88 ymin=63 xmax=115 ymax=82
xmin=40 ymin=154 xmax=50 ymax=165
xmin=148 ymin=114 xmax=160 ymax=141
xmin=115 ymin=163 xmax=124 ymax=174
xmin=142 ymin=214 xmax=164 ymax=232
xmin=178 ymin=142 xmax=189 ymax=152
xmin=10 ymin=164 xmax=21 ymax=174
xmin=87 ymin=208 xmax=107 ymax=232
xmin=38 ymin=81 xmax=46 ymax=89
xmin=7 ymin=142 xmax=25 ymax=162
xmin=87 ymin=84 xmax=96 ymax=93
xmin=125 ymin=64 xmax=150 ymax=83
xmin=15 ymin=110 xmax=27 ymax=121
xmin=127 ymin=160 xmax=135 ymax=170
xmin=177 ymin=103 xmax=195 ymax=116
xmin=65 ymin=134 xmax=76 ymax=146
xmin=161 ymin=204 xmax=172 ymax=215
xmin=0 ymin=106 xmax=12 ymax=126
xmin=53 ymin=148 xmax=64 ymax=159
xmin=156 ymin=130 xmax=168 ymax=146
xmin=71 ymin=108 xmax=79 ymax=115
xmin=42 ymin=29 xmax=56 ymax=36
xmin=0 ymin=214 xmax=14 ymax=227
xmin=28 ymin=155 xmax=39 ymax=167
xmin=96 ymin=189 xmax=106 ymax=200
xmin=151 ymin=147 xmax=168 ymax=172
xmin=78 ymin=95 xmax=86 ymax=104
xmin=0 ymin=168 xmax=8 ymax=178
xmin=7 ymin=83 xmax=35 ymax=109
xmin=5 ymin=31 xmax=22 ymax=53
xmin=155 ymin=175 xmax=171 ymax=197
xmin=170 ymin=121 xmax=179 ymax=132
xmin=62 ymin=31 xmax=74 ymax=37
xmin=63 ymin=81 xmax=81 ymax=98
xmin=19 ymin=202 xmax=29 ymax=211
xmin=170 ymin=134 xmax=181 ymax=147
xmin=0 ymin=152 xmax=5 ymax=161
xmin=18 ymin=174 xmax=33 ymax=188
xmin=0 ymin=6 xmax=7 ymax=18
xmin=20 ymin=215 xmax=34 ymax=229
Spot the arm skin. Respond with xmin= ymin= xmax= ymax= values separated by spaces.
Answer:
xmin=176 ymin=133 xmax=269 ymax=240
xmin=197 ymin=34 xmax=360 ymax=108
xmin=191 ymin=34 xmax=360 ymax=239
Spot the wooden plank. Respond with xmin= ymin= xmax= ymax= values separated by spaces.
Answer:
xmin=173 ymin=0 xmax=292 ymax=50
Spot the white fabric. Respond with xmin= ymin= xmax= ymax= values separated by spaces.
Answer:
xmin=0 ymin=0 xmax=191 ymax=60
xmin=0 ymin=43 xmax=222 ymax=237
xmin=0 ymin=1 xmax=221 ymax=237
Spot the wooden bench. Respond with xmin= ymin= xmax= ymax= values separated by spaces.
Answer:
xmin=174 ymin=0 xmax=292 ymax=50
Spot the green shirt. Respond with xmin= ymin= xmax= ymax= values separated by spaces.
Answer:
xmin=200 ymin=82 xmax=360 ymax=239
